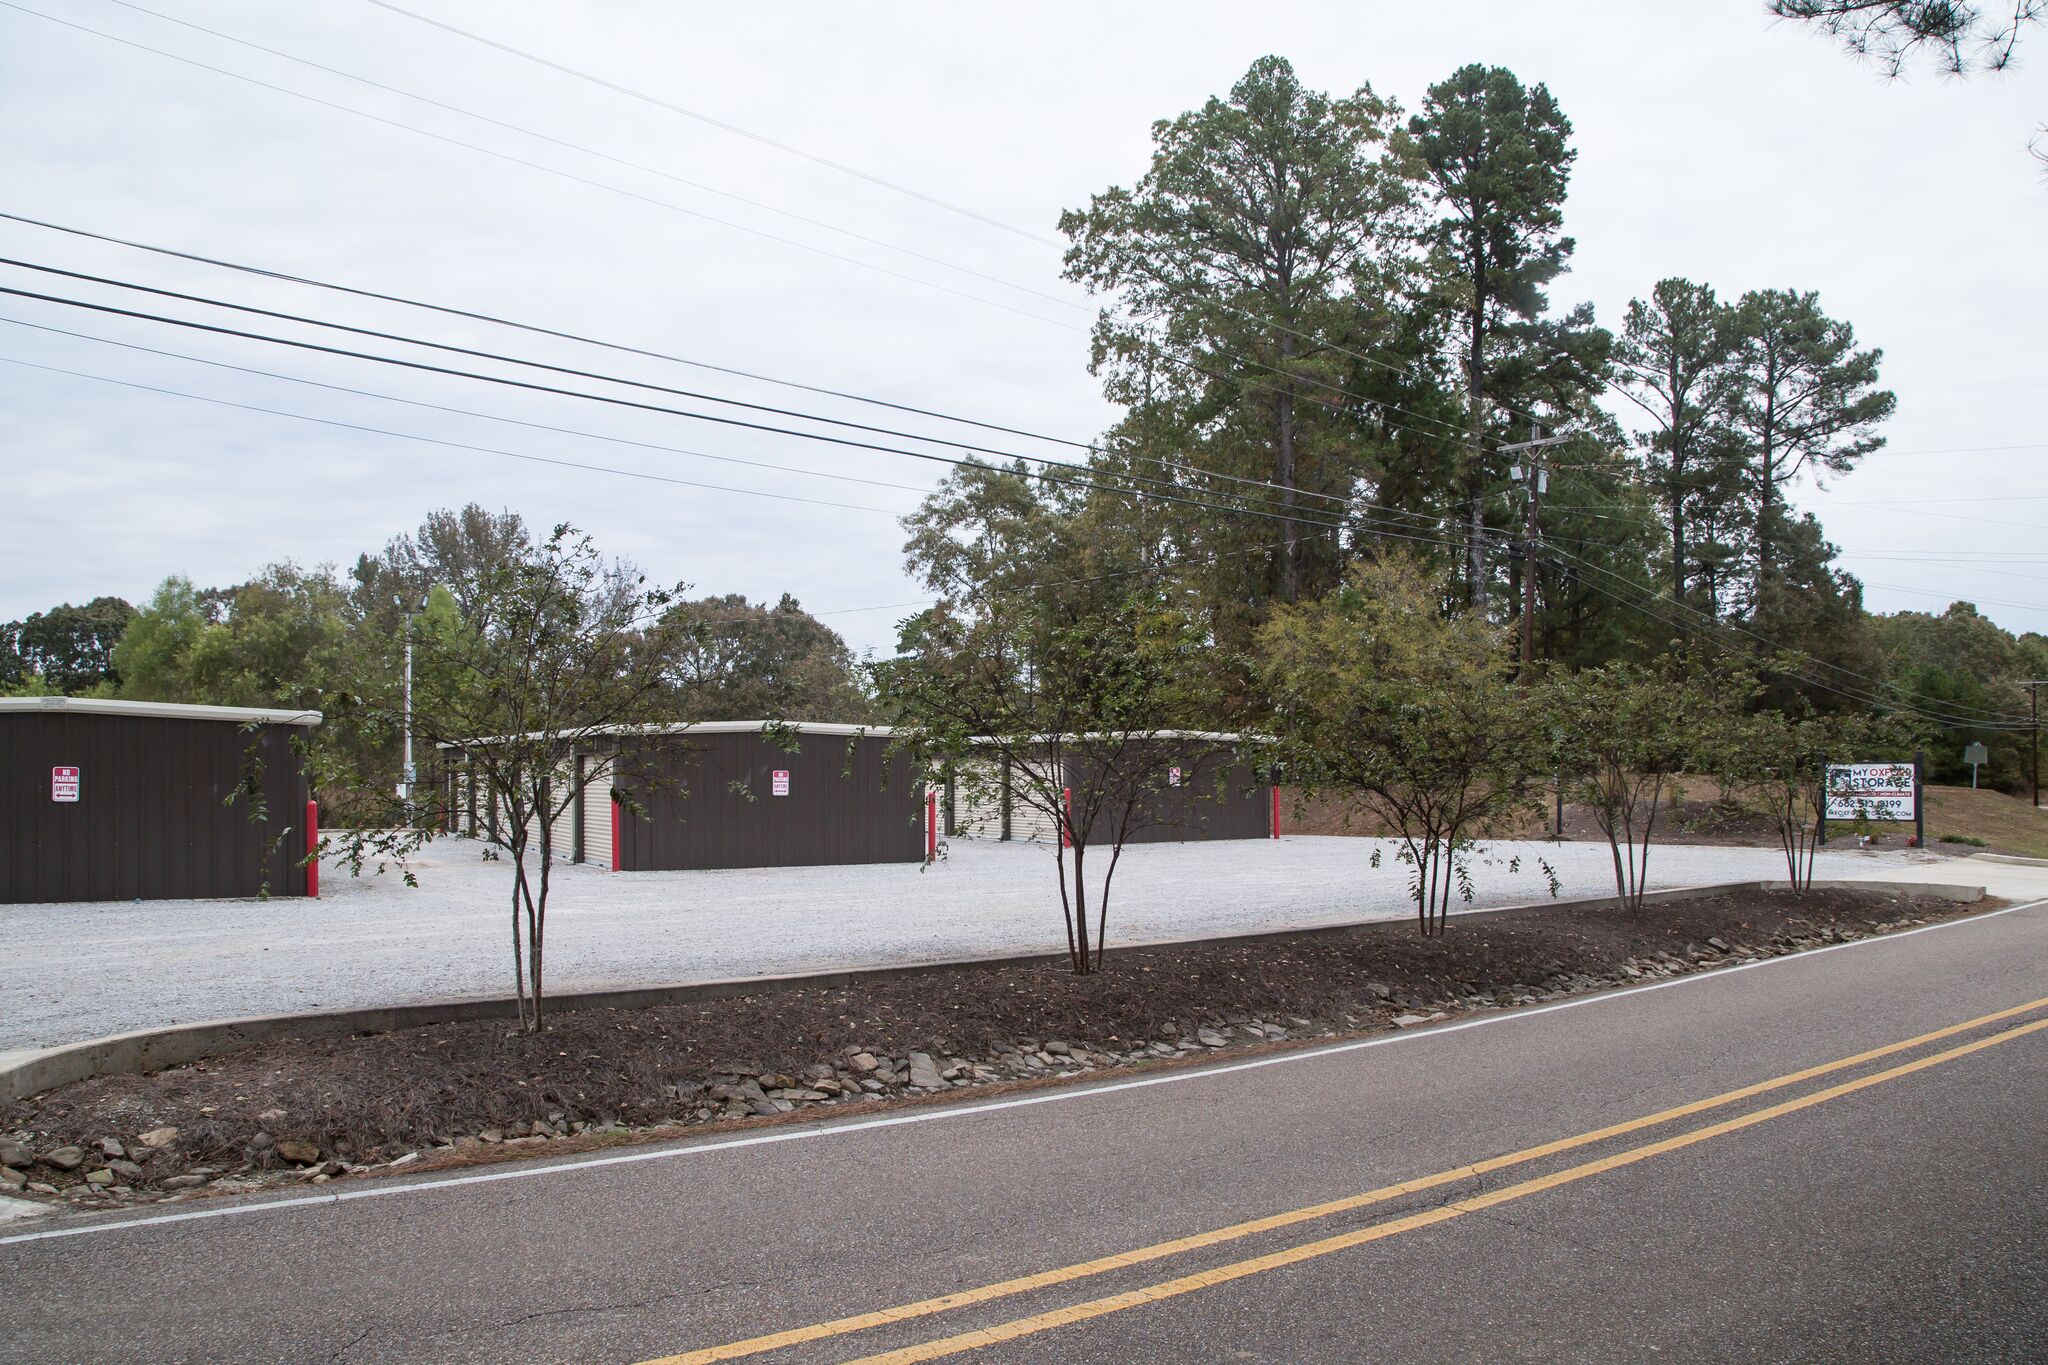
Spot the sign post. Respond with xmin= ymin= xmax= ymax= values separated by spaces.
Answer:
xmin=1963 ymin=741 xmax=1988 ymax=790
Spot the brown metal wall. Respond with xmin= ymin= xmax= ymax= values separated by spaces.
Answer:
xmin=1070 ymin=742 xmax=1271 ymax=844
xmin=0 ymin=712 xmax=311 ymax=903
xmin=614 ymin=731 xmax=922 ymax=870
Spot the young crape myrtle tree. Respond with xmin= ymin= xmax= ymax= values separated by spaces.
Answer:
xmin=1259 ymin=555 xmax=1548 ymax=936
xmin=410 ymin=525 xmax=692 ymax=1032
xmin=1716 ymin=697 xmax=1908 ymax=892
xmin=876 ymin=591 xmax=1224 ymax=976
xmin=1547 ymin=654 xmax=1732 ymax=913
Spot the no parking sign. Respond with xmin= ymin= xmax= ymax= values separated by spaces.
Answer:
xmin=771 ymin=769 xmax=790 ymax=797
xmin=51 ymin=765 xmax=80 ymax=802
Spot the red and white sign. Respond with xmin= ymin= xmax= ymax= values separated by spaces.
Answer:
xmin=1168 ymin=766 xmax=1183 ymax=787
xmin=771 ymin=769 xmax=790 ymax=797
xmin=51 ymin=765 xmax=80 ymax=802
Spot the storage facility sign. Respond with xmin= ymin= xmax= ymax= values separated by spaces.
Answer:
xmin=771 ymin=769 xmax=790 ymax=797
xmin=1825 ymin=762 xmax=1914 ymax=822
xmin=50 ymin=765 xmax=80 ymax=802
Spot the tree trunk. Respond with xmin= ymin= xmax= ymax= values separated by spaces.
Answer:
xmin=1070 ymin=841 xmax=1091 ymax=974
xmin=1465 ymin=260 xmax=1489 ymax=615
xmin=1276 ymin=332 xmax=1299 ymax=604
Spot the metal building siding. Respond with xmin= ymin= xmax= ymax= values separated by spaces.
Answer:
xmin=0 ymin=711 xmax=310 ymax=903
xmin=613 ymin=730 xmax=921 ymax=870
xmin=1069 ymin=742 xmax=1270 ymax=844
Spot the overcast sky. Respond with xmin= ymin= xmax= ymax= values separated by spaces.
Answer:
xmin=2 ymin=0 xmax=2043 ymax=659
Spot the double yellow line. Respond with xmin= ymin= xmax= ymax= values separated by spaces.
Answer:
xmin=641 ymin=995 xmax=2048 ymax=1365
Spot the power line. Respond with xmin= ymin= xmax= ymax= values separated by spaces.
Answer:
xmin=0 ymin=250 xmax=1398 ymax=518
xmin=102 ymin=0 xmax=1084 ymax=315
xmin=1542 ymin=543 xmax=2034 ymax=727
xmin=0 ymin=260 xmax=1492 ymax=550
xmin=358 ymin=0 xmax=1061 ymax=249
xmin=0 ymin=0 xmax=1074 ymax=330
xmin=0 ymin=351 xmax=914 ymax=516
xmin=0 ymin=281 xmax=1471 ymax=554
xmin=0 ymin=313 xmax=940 ymax=499
xmin=4 ymin=213 xmax=1442 ymax=516
xmin=4 ymin=4 xmax=1500 ymax=457
xmin=0 ymin=210 xmax=1104 ymax=455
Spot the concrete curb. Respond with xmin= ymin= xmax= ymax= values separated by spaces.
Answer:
xmin=0 ymin=877 xmax=1985 ymax=1103
xmin=1970 ymin=852 xmax=2048 ymax=868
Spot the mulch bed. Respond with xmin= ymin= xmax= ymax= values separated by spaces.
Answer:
xmin=0 ymin=886 xmax=1983 ymax=1208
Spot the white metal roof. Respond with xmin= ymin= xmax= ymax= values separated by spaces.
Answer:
xmin=439 ymin=719 xmax=895 ymax=749
xmin=0 ymin=696 xmax=323 ymax=726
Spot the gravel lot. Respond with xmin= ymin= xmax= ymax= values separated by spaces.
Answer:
xmin=0 ymin=834 xmax=1927 ymax=1053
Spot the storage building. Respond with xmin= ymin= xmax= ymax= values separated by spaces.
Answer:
xmin=444 ymin=721 xmax=927 ymax=870
xmin=947 ymin=732 xmax=1276 ymax=844
xmin=0 ymin=696 xmax=320 ymax=904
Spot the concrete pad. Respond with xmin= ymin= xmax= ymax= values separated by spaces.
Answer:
xmin=1846 ymin=854 xmax=2048 ymax=903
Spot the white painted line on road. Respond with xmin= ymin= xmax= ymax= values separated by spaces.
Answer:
xmin=5 ymin=896 xmax=2044 ymax=1249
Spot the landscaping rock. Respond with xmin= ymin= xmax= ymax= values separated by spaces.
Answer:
xmin=0 ymin=1140 xmax=31 ymax=1169
xmin=85 ymin=1168 xmax=115 ymax=1187
xmin=1706 ymin=936 xmax=1731 ymax=952
xmin=40 ymin=1146 xmax=85 ymax=1172
xmin=97 ymin=1138 xmax=126 ymax=1159
xmin=848 ymin=1052 xmax=880 ymax=1073
xmin=0 ymin=1166 xmax=25 ymax=1189
xmin=160 ymin=1174 xmax=207 ymax=1191
xmin=276 ymin=1140 xmax=321 ymax=1166
xmin=1196 ymin=1029 xmax=1228 ymax=1048
xmin=907 ymin=1052 xmax=945 ymax=1089
xmin=107 ymin=1159 xmax=144 ymax=1182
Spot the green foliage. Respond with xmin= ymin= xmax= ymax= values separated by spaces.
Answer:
xmin=1258 ymin=555 xmax=1547 ymax=935
xmin=0 ymin=596 xmax=133 ymax=694
xmin=879 ymin=479 xmax=1223 ymax=972
xmin=1723 ymin=288 xmax=1895 ymax=606
xmin=1547 ymin=658 xmax=1732 ymax=912
xmin=1715 ymin=706 xmax=1910 ymax=890
xmin=1402 ymin=63 xmax=1611 ymax=611
xmin=411 ymin=524 xmax=694 ymax=1031
xmin=658 ymin=592 xmax=872 ymax=723
xmin=1613 ymin=278 xmax=1748 ymax=607
xmin=1059 ymin=54 xmax=1415 ymax=625
xmin=1872 ymin=603 xmax=2039 ymax=788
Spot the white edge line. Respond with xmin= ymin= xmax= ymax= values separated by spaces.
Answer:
xmin=4 ymin=895 xmax=2044 ymax=1249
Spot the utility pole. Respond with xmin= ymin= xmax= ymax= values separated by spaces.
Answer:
xmin=2025 ymin=680 xmax=2046 ymax=810
xmin=1500 ymin=430 xmax=1568 ymax=683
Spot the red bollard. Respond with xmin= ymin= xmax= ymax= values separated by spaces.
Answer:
xmin=305 ymin=798 xmax=320 ymax=898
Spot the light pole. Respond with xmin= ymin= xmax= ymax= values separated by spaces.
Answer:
xmin=398 ymin=592 xmax=430 ymax=814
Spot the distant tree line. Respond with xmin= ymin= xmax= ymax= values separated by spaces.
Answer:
xmin=3 ymin=502 xmax=877 ymax=797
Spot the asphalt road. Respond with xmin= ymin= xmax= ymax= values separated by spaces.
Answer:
xmin=3 ymin=895 xmax=2043 ymax=1364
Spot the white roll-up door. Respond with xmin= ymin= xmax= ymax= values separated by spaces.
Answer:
xmin=546 ymin=763 xmax=578 ymax=863
xmin=580 ymin=756 xmax=614 ymax=867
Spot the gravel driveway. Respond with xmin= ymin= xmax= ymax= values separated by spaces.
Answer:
xmin=0 ymin=834 xmax=1928 ymax=1053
